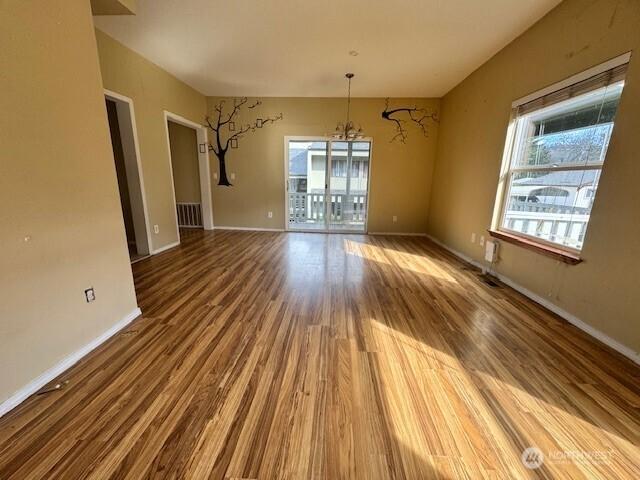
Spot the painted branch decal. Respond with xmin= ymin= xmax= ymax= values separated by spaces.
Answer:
xmin=381 ymin=98 xmax=438 ymax=143
xmin=206 ymin=98 xmax=283 ymax=186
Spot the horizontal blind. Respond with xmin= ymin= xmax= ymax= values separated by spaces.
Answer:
xmin=517 ymin=63 xmax=628 ymax=116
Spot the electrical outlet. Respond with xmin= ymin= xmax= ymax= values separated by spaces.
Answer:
xmin=84 ymin=287 xmax=95 ymax=303
xmin=267 ymin=211 xmax=273 ymax=218
xmin=480 ymin=235 xmax=485 ymax=246
xmin=471 ymin=233 xmax=476 ymax=243
xmin=230 ymin=173 xmax=236 ymax=180
xmin=154 ymin=224 xmax=159 ymax=234
xmin=392 ymin=215 xmax=398 ymax=223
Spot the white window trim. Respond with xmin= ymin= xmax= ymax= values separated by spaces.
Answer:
xmin=492 ymin=53 xmax=631 ymax=254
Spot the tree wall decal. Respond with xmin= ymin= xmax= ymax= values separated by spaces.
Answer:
xmin=206 ymin=98 xmax=283 ymax=186
xmin=381 ymin=98 xmax=438 ymax=143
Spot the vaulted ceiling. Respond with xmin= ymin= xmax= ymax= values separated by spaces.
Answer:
xmin=94 ymin=0 xmax=562 ymax=97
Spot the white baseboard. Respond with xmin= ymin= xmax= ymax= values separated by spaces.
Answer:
xmin=151 ymin=240 xmax=180 ymax=255
xmin=0 ymin=307 xmax=142 ymax=418
xmin=369 ymin=232 xmax=428 ymax=237
xmin=214 ymin=226 xmax=285 ymax=232
xmin=426 ymin=234 xmax=640 ymax=365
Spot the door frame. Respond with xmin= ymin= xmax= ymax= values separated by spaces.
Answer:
xmin=163 ymin=111 xmax=215 ymax=243
xmin=104 ymin=89 xmax=152 ymax=256
xmin=283 ymin=135 xmax=373 ymax=234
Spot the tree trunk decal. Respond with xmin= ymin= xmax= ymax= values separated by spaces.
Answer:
xmin=206 ymin=98 xmax=283 ymax=186
xmin=217 ymin=150 xmax=231 ymax=186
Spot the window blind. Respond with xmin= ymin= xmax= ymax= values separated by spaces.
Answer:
xmin=516 ymin=63 xmax=628 ymax=116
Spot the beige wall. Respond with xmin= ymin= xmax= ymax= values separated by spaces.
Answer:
xmin=428 ymin=0 xmax=640 ymax=354
xmin=95 ymin=29 xmax=207 ymax=249
xmin=0 ymin=0 xmax=138 ymax=404
xmin=207 ymin=97 xmax=440 ymax=233
xmin=168 ymin=121 xmax=201 ymax=204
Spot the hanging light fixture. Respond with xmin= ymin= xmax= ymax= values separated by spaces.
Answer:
xmin=332 ymin=73 xmax=364 ymax=140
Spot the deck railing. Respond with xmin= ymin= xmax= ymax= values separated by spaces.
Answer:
xmin=503 ymin=211 xmax=589 ymax=249
xmin=503 ymin=200 xmax=591 ymax=248
xmin=508 ymin=200 xmax=590 ymax=215
xmin=288 ymin=192 xmax=367 ymax=225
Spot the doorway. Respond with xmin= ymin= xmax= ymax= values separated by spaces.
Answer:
xmin=105 ymin=91 xmax=151 ymax=263
xmin=167 ymin=120 xmax=203 ymax=229
xmin=163 ymin=111 xmax=214 ymax=243
xmin=285 ymin=137 xmax=372 ymax=233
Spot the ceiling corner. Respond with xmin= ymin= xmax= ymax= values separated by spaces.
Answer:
xmin=91 ymin=0 xmax=136 ymax=16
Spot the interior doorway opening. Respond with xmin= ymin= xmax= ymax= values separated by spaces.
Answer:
xmin=167 ymin=120 xmax=203 ymax=230
xmin=163 ymin=111 xmax=214 ymax=245
xmin=105 ymin=92 xmax=151 ymax=263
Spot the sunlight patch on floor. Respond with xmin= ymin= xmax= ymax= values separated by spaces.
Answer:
xmin=367 ymin=317 xmax=495 ymax=478
xmin=369 ymin=317 xmax=457 ymax=370
xmin=343 ymin=239 xmax=458 ymax=282
xmin=471 ymin=365 xmax=640 ymax=477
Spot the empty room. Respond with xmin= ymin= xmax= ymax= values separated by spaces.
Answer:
xmin=1 ymin=0 xmax=639 ymax=478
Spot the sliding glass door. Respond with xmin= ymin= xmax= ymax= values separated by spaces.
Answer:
xmin=286 ymin=138 xmax=371 ymax=232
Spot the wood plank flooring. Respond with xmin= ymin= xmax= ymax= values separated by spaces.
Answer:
xmin=0 ymin=229 xmax=639 ymax=479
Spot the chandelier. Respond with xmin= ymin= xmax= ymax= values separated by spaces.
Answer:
xmin=332 ymin=73 xmax=364 ymax=140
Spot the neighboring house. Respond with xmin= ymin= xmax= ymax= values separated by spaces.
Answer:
xmin=510 ymin=170 xmax=599 ymax=211
xmin=288 ymin=142 xmax=370 ymax=195
xmin=288 ymin=148 xmax=308 ymax=193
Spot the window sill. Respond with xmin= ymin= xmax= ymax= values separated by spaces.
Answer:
xmin=488 ymin=230 xmax=583 ymax=265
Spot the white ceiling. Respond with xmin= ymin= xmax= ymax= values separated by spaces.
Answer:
xmin=94 ymin=0 xmax=562 ymax=98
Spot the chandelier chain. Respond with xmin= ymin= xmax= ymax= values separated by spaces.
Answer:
xmin=347 ymin=75 xmax=351 ymax=126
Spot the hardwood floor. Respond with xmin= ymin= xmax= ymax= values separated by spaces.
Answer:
xmin=0 ymin=229 xmax=639 ymax=479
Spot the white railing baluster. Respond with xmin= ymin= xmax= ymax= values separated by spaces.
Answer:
xmin=176 ymin=202 xmax=203 ymax=228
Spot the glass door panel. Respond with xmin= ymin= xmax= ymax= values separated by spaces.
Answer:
xmin=328 ymin=141 xmax=370 ymax=232
xmin=287 ymin=140 xmax=328 ymax=231
xmin=287 ymin=139 xmax=370 ymax=232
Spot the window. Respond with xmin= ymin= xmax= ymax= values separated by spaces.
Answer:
xmin=494 ymin=60 xmax=627 ymax=253
xmin=288 ymin=178 xmax=307 ymax=193
xmin=351 ymin=159 xmax=369 ymax=178
xmin=331 ymin=157 xmax=347 ymax=177
xmin=352 ymin=160 xmax=360 ymax=177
